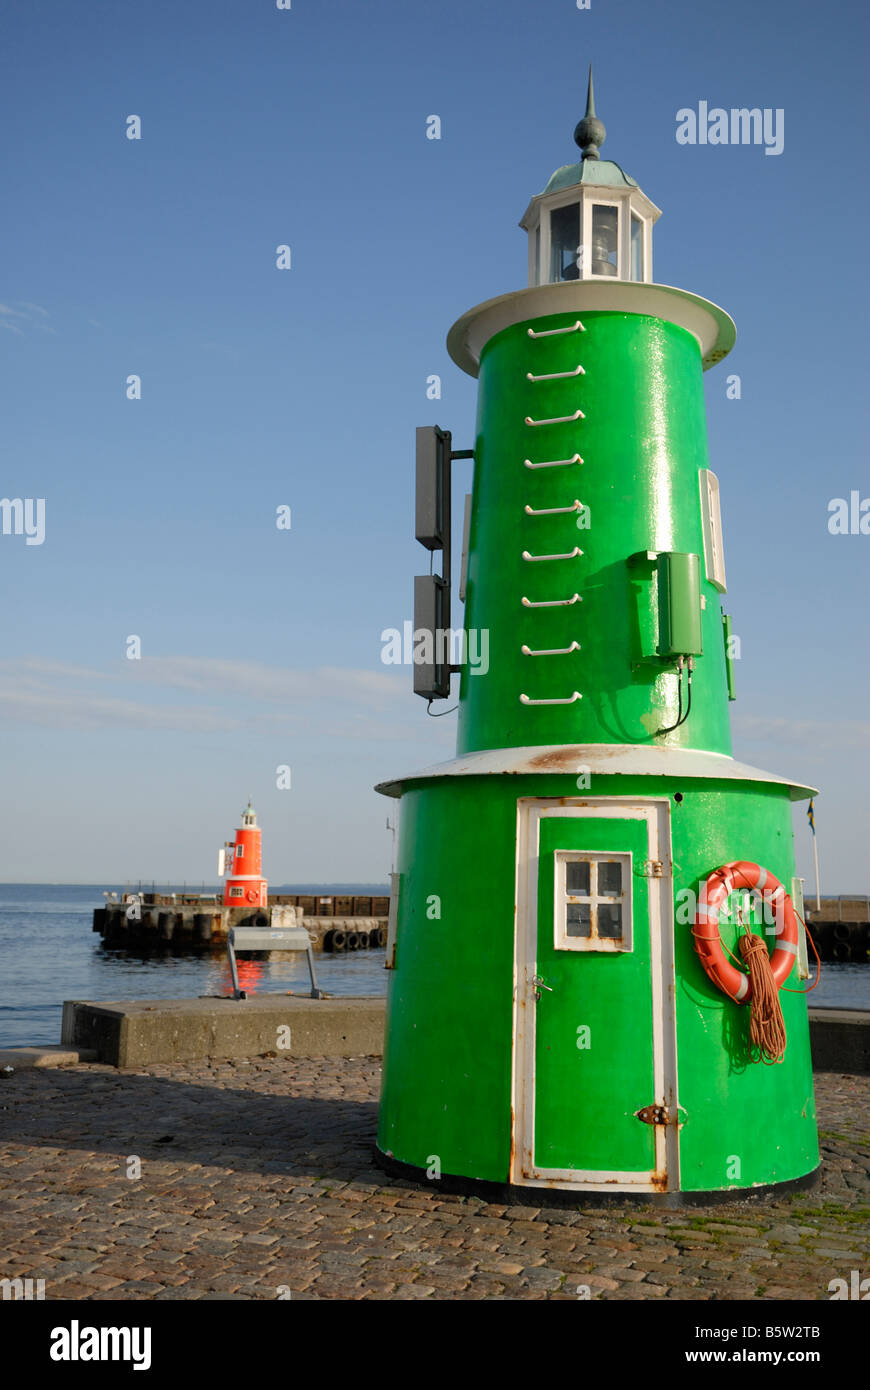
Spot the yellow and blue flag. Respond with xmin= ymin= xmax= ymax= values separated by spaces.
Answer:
xmin=807 ymin=799 xmax=815 ymax=835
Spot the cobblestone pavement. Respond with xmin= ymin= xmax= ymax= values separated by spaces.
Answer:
xmin=0 ymin=1059 xmax=866 ymax=1300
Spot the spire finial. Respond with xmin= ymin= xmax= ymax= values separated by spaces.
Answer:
xmin=574 ymin=65 xmax=606 ymax=161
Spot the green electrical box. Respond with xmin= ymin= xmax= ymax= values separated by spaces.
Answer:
xmin=657 ymin=552 xmax=703 ymax=658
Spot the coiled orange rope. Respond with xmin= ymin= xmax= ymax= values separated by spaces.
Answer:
xmin=737 ymin=931 xmax=787 ymax=1064
xmin=700 ymin=877 xmax=821 ymax=1064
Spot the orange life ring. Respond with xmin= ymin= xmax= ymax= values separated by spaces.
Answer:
xmin=693 ymin=861 xmax=799 ymax=1004
xmin=246 ymin=889 xmax=258 ymax=903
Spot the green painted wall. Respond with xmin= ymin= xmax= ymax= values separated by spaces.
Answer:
xmin=377 ymin=773 xmax=819 ymax=1192
xmin=458 ymin=310 xmax=732 ymax=756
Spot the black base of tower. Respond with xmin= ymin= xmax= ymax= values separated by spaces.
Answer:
xmin=373 ymin=1146 xmax=821 ymax=1209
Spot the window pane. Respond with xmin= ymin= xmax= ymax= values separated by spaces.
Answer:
xmin=630 ymin=215 xmax=643 ymax=281
xmin=550 ymin=203 xmax=580 ymax=282
xmin=566 ymin=860 xmax=590 ymax=895
xmin=598 ymin=861 xmax=622 ymax=897
xmin=591 ymin=205 xmax=618 ymax=276
xmin=598 ymin=903 xmax=622 ymax=938
xmin=566 ymin=902 xmax=591 ymax=937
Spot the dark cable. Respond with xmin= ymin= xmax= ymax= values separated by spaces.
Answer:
xmin=657 ymin=657 xmax=693 ymax=735
xmin=683 ymin=663 xmax=693 ymax=723
xmin=427 ymin=699 xmax=457 ymax=717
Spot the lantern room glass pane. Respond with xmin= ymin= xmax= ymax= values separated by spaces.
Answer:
xmin=550 ymin=203 xmax=580 ymax=282
xmin=591 ymin=204 xmax=619 ymax=276
xmin=630 ymin=215 xmax=643 ymax=281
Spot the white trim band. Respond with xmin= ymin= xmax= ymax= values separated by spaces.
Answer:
xmin=448 ymin=283 xmax=736 ymax=378
xmin=374 ymin=743 xmax=818 ymax=801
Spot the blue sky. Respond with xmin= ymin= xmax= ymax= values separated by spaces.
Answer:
xmin=0 ymin=0 xmax=867 ymax=887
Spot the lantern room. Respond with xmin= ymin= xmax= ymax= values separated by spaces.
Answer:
xmin=520 ymin=70 xmax=661 ymax=286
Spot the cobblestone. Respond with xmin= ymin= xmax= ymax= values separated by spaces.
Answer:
xmin=0 ymin=1057 xmax=866 ymax=1300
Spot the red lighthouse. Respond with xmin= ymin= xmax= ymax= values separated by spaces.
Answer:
xmin=220 ymin=800 xmax=268 ymax=908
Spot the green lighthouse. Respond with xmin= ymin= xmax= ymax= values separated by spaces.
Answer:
xmin=375 ymin=75 xmax=819 ymax=1202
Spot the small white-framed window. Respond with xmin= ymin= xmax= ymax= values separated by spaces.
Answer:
xmin=228 ymin=886 xmax=244 ymax=899
xmin=699 ymin=468 xmax=727 ymax=592
xmin=236 ymin=844 xmax=244 ymax=858
xmin=554 ymin=851 xmax=633 ymax=952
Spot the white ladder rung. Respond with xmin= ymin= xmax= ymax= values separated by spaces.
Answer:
xmin=524 ymin=500 xmax=583 ymax=516
xmin=522 ymin=547 xmax=582 ymax=562
xmin=521 ymin=641 xmax=581 ymax=656
xmin=527 ymin=321 xmax=585 ymax=338
xmin=526 ymin=365 xmax=585 ymax=381
xmin=525 ymin=410 xmax=584 ymax=426
xmin=524 ymin=454 xmax=583 ymax=469
xmin=520 ymin=691 xmax=583 ymax=705
xmin=521 ymin=594 xmax=582 ymax=607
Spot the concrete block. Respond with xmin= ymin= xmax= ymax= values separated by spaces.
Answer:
xmin=61 ymin=995 xmax=386 ymax=1068
xmin=270 ymin=904 xmax=300 ymax=928
xmin=808 ymin=1008 xmax=870 ymax=1074
xmin=0 ymin=1045 xmax=98 ymax=1070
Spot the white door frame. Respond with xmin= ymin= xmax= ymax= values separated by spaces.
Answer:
xmin=511 ymin=797 xmax=679 ymax=1193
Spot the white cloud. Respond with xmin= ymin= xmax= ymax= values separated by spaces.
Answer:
xmin=0 ymin=654 xmax=433 ymax=743
xmin=0 ymin=301 xmax=52 ymax=337
xmin=0 ymin=657 xmax=114 ymax=683
xmin=123 ymin=655 xmax=405 ymax=707
xmin=732 ymin=713 xmax=870 ymax=751
xmin=0 ymin=680 xmax=237 ymax=732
